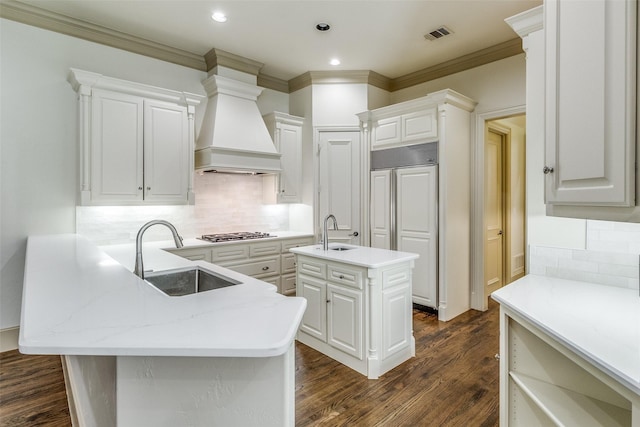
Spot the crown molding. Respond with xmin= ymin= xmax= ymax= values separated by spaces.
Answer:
xmin=390 ymin=38 xmax=524 ymax=91
xmin=204 ymin=48 xmax=264 ymax=76
xmin=1 ymin=1 xmax=525 ymax=94
xmin=0 ymin=0 xmax=207 ymax=71
xmin=505 ymin=6 xmax=543 ymax=38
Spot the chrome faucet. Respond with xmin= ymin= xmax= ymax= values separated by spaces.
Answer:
xmin=322 ymin=214 xmax=338 ymax=251
xmin=133 ymin=220 xmax=184 ymax=280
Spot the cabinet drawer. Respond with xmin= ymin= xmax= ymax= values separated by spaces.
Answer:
xmin=219 ymin=255 xmax=280 ymax=278
xmin=281 ymin=253 xmax=297 ymax=274
xmin=250 ymin=241 xmax=281 ymax=257
xmin=328 ymin=264 xmax=363 ymax=289
xmin=282 ymin=237 xmax=314 ymax=252
xmin=298 ymin=257 xmax=327 ymax=279
xmin=211 ymin=244 xmax=250 ymax=262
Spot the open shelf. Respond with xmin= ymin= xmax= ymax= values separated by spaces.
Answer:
xmin=510 ymin=371 xmax=631 ymax=427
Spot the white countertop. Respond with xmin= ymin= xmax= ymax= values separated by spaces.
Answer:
xmin=19 ymin=234 xmax=307 ymax=358
xmin=289 ymin=243 xmax=419 ymax=268
xmin=491 ymin=275 xmax=640 ymax=395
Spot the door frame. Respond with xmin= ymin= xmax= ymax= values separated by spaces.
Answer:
xmin=471 ymin=106 xmax=526 ymax=312
xmin=313 ymin=126 xmax=366 ymax=244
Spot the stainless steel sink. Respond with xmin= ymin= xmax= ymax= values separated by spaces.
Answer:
xmin=330 ymin=246 xmax=355 ymax=251
xmin=145 ymin=267 xmax=241 ymax=296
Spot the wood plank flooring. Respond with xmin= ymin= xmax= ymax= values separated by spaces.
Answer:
xmin=0 ymin=301 xmax=499 ymax=426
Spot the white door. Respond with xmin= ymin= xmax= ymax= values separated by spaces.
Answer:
xmin=143 ymin=100 xmax=188 ymax=203
xmin=396 ymin=166 xmax=438 ymax=308
xmin=370 ymin=170 xmax=392 ymax=250
xmin=91 ymin=89 xmax=143 ymax=203
xmin=318 ymin=131 xmax=361 ymax=245
xmin=485 ymin=128 xmax=504 ymax=297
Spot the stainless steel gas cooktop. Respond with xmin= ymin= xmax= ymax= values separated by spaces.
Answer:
xmin=199 ymin=232 xmax=274 ymax=243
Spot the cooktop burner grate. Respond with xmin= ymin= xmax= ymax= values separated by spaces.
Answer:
xmin=199 ymin=232 xmax=274 ymax=243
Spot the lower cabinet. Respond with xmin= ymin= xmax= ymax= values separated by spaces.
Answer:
xmin=167 ymin=236 xmax=313 ymax=295
xmin=500 ymin=307 xmax=639 ymax=426
xmin=295 ymin=255 xmax=414 ymax=379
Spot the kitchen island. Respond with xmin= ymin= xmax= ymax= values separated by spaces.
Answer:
xmin=290 ymin=243 xmax=419 ymax=379
xmin=19 ymin=234 xmax=307 ymax=426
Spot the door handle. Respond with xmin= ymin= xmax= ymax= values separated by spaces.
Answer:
xmin=498 ymin=230 xmax=503 ymax=235
xmin=349 ymin=231 xmax=359 ymax=237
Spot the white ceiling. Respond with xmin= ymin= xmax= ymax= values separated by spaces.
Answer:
xmin=16 ymin=0 xmax=542 ymax=81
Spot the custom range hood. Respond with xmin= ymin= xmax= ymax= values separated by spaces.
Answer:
xmin=195 ymin=73 xmax=281 ymax=174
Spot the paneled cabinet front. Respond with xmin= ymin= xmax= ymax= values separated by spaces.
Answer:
xmin=68 ymin=68 xmax=202 ymax=206
xmin=295 ymin=255 xmax=414 ymax=379
xmin=90 ymin=90 xmax=188 ymax=205
xmin=263 ymin=112 xmax=304 ymax=204
xmin=543 ymin=0 xmax=637 ymax=210
xmin=371 ymin=107 xmax=438 ymax=150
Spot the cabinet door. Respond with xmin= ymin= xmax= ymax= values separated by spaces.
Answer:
xmin=396 ymin=166 xmax=438 ymax=308
xmin=372 ymin=116 xmax=402 ymax=149
xmin=298 ymin=275 xmax=327 ymax=341
xmin=382 ymin=281 xmax=411 ymax=360
xmin=327 ymin=284 xmax=362 ymax=359
xmin=143 ymin=100 xmax=188 ymax=203
xmin=544 ymin=0 xmax=636 ymax=206
xmin=91 ymin=89 xmax=143 ymax=203
xmin=401 ymin=108 xmax=438 ymax=143
xmin=370 ymin=170 xmax=392 ymax=250
xmin=277 ymin=123 xmax=302 ymax=203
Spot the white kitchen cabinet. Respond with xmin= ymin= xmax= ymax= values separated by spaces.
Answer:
xmin=371 ymin=107 xmax=438 ymax=150
xmin=169 ymin=236 xmax=314 ymax=295
xmin=263 ymin=112 xmax=304 ymax=204
xmin=293 ymin=251 xmax=414 ymax=379
xmin=68 ymin=68 xmax=202 ymax=206
xmin=499 ymin=307 xmax=637 ymax=426
xmin=543 ymin=0 xmax=637 ymax=209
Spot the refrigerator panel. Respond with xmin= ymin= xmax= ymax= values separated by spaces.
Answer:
xmin=370 ymin=142 xmax=437 ymax=170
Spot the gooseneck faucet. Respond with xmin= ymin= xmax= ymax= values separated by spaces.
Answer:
xmin=134 ymin=220 xmax=184 ymax=280
xmin=322 ymin=214 xmax=338 ymax=251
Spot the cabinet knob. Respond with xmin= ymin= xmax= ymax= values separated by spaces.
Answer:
xmin=543 ymin=166 xmax=554 ymax=174
xmin=138 ymin=186 xmax=143 ymax=191
xmin=262 ymin=266 xmax=269 ymax=271
xmin=326 ymin=299 xmax=331 ymax=303
xmin=339 ymin=275 xmax=345 ymax=279
xmin=146 ymin=186 xmax=151 ymax=190
xmin=349 ymin=231 xmax=359 ymax=237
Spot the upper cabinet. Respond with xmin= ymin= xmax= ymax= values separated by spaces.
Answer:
xmin=68 ymin=69 xmax=203 ymax=206
xmin=372 ymin=108 xmax=438 ymax=150
xmin=544 ymin=0 xmax=637 ymax=208
xmin=262 ymin=112 xmax=304 ymax=204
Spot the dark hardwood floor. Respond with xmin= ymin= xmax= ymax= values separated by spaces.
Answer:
xmin=0 ymin=301 xmax=499 ymax=426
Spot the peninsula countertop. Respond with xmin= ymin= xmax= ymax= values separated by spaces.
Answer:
xmin=289 ymin=243 xmax=419 ymax=268
xmin=19 ymin=234 xmax=306 ymax=358
xmin=491 ymin=274 xmax=640 ymax=396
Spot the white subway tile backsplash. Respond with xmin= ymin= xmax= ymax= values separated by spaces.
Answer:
xmin=76 ymin=173 xmax=292 ymax=246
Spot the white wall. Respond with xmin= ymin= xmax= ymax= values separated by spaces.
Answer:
xmin=311 ymin=84 xmax=369 ymax=127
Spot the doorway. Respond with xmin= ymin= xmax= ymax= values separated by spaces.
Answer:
xmin=471 ymin=109 xmax=527 ymax=311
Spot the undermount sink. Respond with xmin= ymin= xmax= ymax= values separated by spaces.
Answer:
xmin=145 ymin=267 xmax=241 ymax=296
xmin=330 ymin=246 xmax=355 ymax=251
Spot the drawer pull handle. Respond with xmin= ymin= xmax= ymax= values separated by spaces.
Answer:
xmin=339 ymin=275 xmax=345 ymax=279
xmin=262 ymin=266 xmax=269 ymax=271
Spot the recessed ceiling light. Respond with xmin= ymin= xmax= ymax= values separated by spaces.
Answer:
xmin=330 ymin=58 xmax=340 ymax=66
xmin=316 ymin=23 xmax=330 ymax=32
xmin=212 ymin=12 xmax=227 ymax=23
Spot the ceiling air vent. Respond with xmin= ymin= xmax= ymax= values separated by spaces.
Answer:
xmin=424 ymin=26 xmax=453 ymax=41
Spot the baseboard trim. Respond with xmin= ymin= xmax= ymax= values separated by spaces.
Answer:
xmin=61 ymin=356 xmax=80 ymax=427
xmin=0 ymin=327 xmax=19 ymax=352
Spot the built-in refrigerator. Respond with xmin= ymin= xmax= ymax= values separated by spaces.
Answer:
xmin=370 ymin=142 xmax=438 ymax=309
